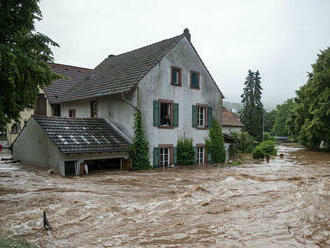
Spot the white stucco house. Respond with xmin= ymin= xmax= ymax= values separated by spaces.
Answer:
xmin=12 ymin=29 xmax=224 ymax=175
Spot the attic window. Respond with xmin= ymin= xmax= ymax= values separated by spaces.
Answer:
xmin=190 ymin=71 xmax=200 ymax=89
xmin=171 ymin=66 xmax=182 ymax=86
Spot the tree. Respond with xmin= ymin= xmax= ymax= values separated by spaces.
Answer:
xmin=177 ymin=136 xmax=194 ymax=165
xmin=288 ymin=48 xmax=330 ymax=150
xmin=205 ymin=120 xmax=226 ymax=163
xmin=272 ymin=99 xmax=296 ymax=136
xmin=240 ymin=70 xmax=264 ymax=141
xmin=264 ymin=110 xmax=276 ymax=133
xmin=0 ymin=0 xmax=60 ymax=130
xmin=129 ymin=111 xmax=151 ymax=169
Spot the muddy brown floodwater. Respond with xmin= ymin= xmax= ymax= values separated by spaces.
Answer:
xmin=0 ymin=145 xmax=329 ymax=248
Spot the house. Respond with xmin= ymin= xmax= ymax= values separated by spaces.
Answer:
xmin=221 ymin=107 xmax=244 ymax=134
xmin=12 ymin=29 xmax=224 ymax=175
xmin=6 ymin=63 xmax=92 ymax=144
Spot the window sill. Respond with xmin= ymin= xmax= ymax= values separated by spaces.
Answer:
xmin=158 ymin=125 xmax=174 ymax=129
xmin=190 ymin=86 xmax=200 ymax=90
xmin=171 ymin=83 xmax=182 ymax=87
xmin=196 ymin=127 xmax=208 ymax=130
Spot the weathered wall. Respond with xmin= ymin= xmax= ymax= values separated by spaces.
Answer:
xmin=138 ymin=37 xmax=223 ymax=165
xmin=12 ymin=118 xmax=62 ymax=171
xmin=60 ymin=91 xmax=136 ymax=139
xmin=222 ymin=126 xmax=242 ymax=134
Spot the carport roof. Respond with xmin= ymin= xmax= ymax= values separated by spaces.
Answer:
xmin=33 ymin=116 xmax=130 ymax=154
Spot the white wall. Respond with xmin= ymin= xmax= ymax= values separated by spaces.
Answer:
xmin=222 ymin=126 xmax=242 ymax=135
xmin=138 ymin=37 xmax=223 ymax=164
xmin=60 ymin=91 xmax=136 ymax=139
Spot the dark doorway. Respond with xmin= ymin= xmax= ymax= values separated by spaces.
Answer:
xmin=64 ymin=161 xmax=76 ymax=177
xmin=85 ymin=158 xmax=121 ymax=173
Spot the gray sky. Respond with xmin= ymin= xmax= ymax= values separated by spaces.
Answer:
xmin=36 ymin=0 xmax=330 ymax=109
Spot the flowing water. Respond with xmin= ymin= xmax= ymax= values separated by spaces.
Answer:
xmin=0 ymin=145 xmax=329 ymax=247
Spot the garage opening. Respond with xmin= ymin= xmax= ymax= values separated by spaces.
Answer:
xmin=64 ymin=161 xmax=76 ymax=177
xmin=85 ymin=158 xmax=122 ymax=173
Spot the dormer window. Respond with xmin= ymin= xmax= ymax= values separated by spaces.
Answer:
xmin=171 ymin=66 xmax=182 ymax=86
xmin=190 ymin=71 xmax=200 ymax=89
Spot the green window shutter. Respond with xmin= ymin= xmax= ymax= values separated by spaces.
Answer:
xmin=194 ymin=146 xmax=197 ymax=164
xmin=173 ymin=103 xmax=179 ymax=127
xmin=173 ymin=147 xmax=177 ymax=165
xmin=192 ymin=105 xmax=197 ymax=128
xmin=153 ymin=147 xmax=159 ymax=167
xmin=207 ymin=107 xmax=213 ymax=127
xmin=153 ymin=101 xmax=160 ymax=127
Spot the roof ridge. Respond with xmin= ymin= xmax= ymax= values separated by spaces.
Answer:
xmin=48 ymin=63 xmax=92 ymax=71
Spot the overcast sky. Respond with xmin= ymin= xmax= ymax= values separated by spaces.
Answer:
xmin=36 ymin=0 xmax=330 ymax=109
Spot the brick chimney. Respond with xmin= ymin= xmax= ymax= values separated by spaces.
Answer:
xmin=183 ymin=28 xmax=191 ymax=41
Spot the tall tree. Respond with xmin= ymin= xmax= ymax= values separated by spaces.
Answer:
xmin=240 ymin=70 xmax=264 ymax=141
xmin=272 ymin=99 xmax=296 ymax=136
xmin=0 ymin=0 xmax=60 ymax=130
xmin=264 ymin=110 xmax=276 ymax=133
xmin=288 ymin=48 xmax=330 ymax=150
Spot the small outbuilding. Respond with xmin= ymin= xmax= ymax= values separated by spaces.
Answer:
xmin=12 ymin=116 xmax=131 ymax=176
xmin=221 ymin=107 xmax=244 ymax=134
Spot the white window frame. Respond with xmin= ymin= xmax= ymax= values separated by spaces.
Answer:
xmin=197 ymin=146 xmax=205 ymax=164
xmin=160 ymin=147 xmax=170 ymax=166
xmin=197 ymin=106 xmax=206 ymax=127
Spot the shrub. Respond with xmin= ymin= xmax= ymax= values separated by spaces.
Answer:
xmin=252 ymin=140 xmax=277 ymax=159
xmin=0 ymin=237 xmax=36 ymax=248
xmin=205 ymin=120 xmax=226 ymax=163
xmin=177 ymin=137 xmax=194 ymax=165
xmin=228 ymin=131 xmax=255 ymax=157
xmin=129 ymin=111 xmax=151 ymax=170
xmin=263 ymin=132 xmax=275 ymax=141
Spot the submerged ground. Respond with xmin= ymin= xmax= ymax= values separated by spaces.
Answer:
xmin=0 ymin=145 xmax=329 ymax=248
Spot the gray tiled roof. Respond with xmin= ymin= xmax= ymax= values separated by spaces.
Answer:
xmin=58 ymin=33 xmax=185 ymax=102
xmin=44 ymin=64 xmax=92 ymax=104
xmin=34 ymin=116 xmax=130 ymax=154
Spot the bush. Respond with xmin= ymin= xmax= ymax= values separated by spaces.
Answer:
xmin=228 ymin=131 xmax=255 ymax=157
xmin=177 ymin=137 xmax=194 ymax=165
xmin=129 ymin=111 xmax=151 ymax=170
xmin=0 ymin=237 xmax=36 ymax=248
xmin=263 ymin=132 xmax=275 ymax=141
xmin=205 ymin=120 xmax=226 ymax=163
xmin=252 ymin=140 xmax=277 ymax=159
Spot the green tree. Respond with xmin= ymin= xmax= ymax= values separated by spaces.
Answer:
xmin=129 ymin=111 xmax=151 ymax=169
xmin=0 ymin=0 xmax=60 ymax=130
xmin=240 ymin=70 xmax=265 ymax=141
xmin=264 ymin=110 xmax=276 ymax=133
xmin=288 ymin=48 xmax=330 ymax=150
xmin=205 ymin=120 xmax=226 ymax=163
xmin=272 ymin=99 xmax=296 ymax=136
xmin=177 ymin=137 xmax=194 ymax=165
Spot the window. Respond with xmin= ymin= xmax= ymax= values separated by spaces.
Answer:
xmin=171 ymin=66 xmax=182 ymax=86
xmin=160 ymin=147 xmax=170 ymax=167
xmin=69 ymin=109 xmax=76 ymax=118
xmin=192 ymin=105 xmax=212 ymax=129
xmin=90 ymin=101 xmax=98 ymax=118
xmin=197 ymin=106 xmax=206 ymax=127
xmin=52 ymin=104 xmax=61 ymax=116
xmin=153 ymin=100 xmax=179 ymax=128
xmin=190 ymin=71 xmax=200 ymax=89
xmin=196 ymin=146 xmax=205 ymax=164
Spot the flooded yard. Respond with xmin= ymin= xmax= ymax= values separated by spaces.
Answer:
xmin=0 ymin=145 xmax=329 ymax=247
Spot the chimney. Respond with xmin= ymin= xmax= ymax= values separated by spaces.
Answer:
xmin=183 ymin=28 xmax=191 ymax=41
xmin=108 ymin=54 xmax=116 ymax=59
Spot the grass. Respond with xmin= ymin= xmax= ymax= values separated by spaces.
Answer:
xmin=0 ymin=237 xmax=36 ymax=248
